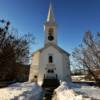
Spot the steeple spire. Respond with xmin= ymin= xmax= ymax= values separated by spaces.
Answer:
xmin=47 ymin=3 xmax=55 ymax=22
xmin=44 ymin=3 xmax=57 ymax=46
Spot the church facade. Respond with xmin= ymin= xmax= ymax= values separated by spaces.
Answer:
xmin=29 ymin=4 xmax=71 ymax=82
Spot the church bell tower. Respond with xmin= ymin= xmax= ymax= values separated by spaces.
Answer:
xmin=44 ymin=4 xmax=57 ymax=46
xmin=29 ymin=3 xmax=71 ymax=83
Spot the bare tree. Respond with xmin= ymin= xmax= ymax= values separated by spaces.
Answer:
xmin=72 ymin=31 xmax=100 ymax=84
xmin=0 ymin=19 xmax=34 ymax=81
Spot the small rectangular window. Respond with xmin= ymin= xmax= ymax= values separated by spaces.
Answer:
xmin=49 ymin=56 xmax=53 ymax=63
xmin=48 ymin=54 xmax=53 ymax=63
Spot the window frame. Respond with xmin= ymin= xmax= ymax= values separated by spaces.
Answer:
xmin=48 ymin=54 xmax=53 ymax=63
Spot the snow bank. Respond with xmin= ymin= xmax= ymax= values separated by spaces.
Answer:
xmin=0 ymin=82 xmax=43 ymax=100
xmin=53 ymin=82 xmax=100 ymax=100
xmin=53 ymin=82 xmax=84 ymax=100
xmin=75 ymin=86 xmax=100 ymax=99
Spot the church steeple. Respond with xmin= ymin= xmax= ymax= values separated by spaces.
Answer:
xmin=47 ymin=3 xmax=55 ymax=22
xmin=44 ymin=3 xmax=57 ymax=46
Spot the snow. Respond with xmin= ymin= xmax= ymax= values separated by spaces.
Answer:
xmin=0 ymin=82 xmax=43 ymax=100
xmin=75 ymin=86 xmax=100 ymax=99
xmin=0 ymin=81 xmax=100 ymax=100
xmin=53 ymin=82 xmax=100 ymax=100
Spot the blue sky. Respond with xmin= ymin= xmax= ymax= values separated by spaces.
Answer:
xmin=0 ymin=0 xmax=100 ymax=54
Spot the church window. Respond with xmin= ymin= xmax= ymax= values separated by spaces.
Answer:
xmin=48 ymin=69 xmax=54 ymax=73
xmin=51 ymin=70 xmax=54 ymax=73
xmin=49 ymin=55 xmax=53 ymax=63
xmin=48 ymin=70 xmax=50 ymax=73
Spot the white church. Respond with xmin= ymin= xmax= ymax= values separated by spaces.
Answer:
xmin=29 ymin=4 xmax=71 ymax=83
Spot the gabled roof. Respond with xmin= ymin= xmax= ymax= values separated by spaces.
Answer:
xmin=32 ymin=44 xmax=70 ymax=56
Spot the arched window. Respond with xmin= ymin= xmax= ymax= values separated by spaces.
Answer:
xmin=49 ymin=55 xmax=53 ymax=63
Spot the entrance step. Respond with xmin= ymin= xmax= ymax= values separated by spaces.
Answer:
xmin=42 ymin=79 xmax=60 ymax=100
xmin=42 ymin=79 xmax=60 ymax=87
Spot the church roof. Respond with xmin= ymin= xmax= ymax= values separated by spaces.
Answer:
xmin=47 ymin=3 xmax=55 ymax=23
xmin=32 ymin=44 xmax=70 ymax=56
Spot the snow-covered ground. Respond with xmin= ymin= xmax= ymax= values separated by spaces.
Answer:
xmin=0 ymin=82 xmax=43 ymax=100
xmin=0 ymin=81 xmax=100 ymax=100
xmin=53 ymin=82 xmax=100 ymax=100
